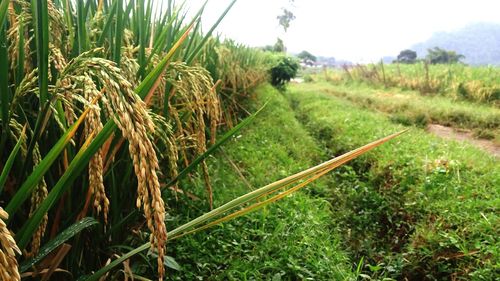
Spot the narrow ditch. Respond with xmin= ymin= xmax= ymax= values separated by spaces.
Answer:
xmin=287 ymin=95 xmax=417 ymax=279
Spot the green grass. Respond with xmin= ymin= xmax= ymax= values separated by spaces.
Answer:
xmin=288 ymin=83 xmax=499 ymax=280
xmin=303 ymin=81 xmax=500 ymax=143
xmin=165 ymin=84 xmax=354 ymax=280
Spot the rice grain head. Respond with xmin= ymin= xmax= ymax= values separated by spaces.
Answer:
xmin=57 ymin=50 xmax=167 ymax=278
xmin=26 ymin=146 xmax=48 ymax=258
xmin=0 ymin=208 xmax=21 ymax=281
xmin=166 ymin=62 xmax=220 ymax=209
xmin=82 ymin=76 xmax=109 ymax=223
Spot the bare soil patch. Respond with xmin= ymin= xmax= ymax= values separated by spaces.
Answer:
xmin=428 ymin=124 xmax=500 ymax=157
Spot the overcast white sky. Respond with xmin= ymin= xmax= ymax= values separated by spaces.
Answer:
xmin=185 ymin=0 xmax=500 ymax=63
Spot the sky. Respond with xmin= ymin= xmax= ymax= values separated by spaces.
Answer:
xmin=185 ymin=0 xmax=500 ymax=63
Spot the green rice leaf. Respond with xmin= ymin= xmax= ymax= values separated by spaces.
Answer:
xmin=186 ymin=0 xmax=237 ymax=64
xmin=19 ymin=217 xmax=99 ymax=272
xmin=31 ymin=0 xmax=49 ymax=105
xmin=5 ymin=104 xmax=93 ymax=221
xmin=0 ymin=125 xmax=26 ymax=195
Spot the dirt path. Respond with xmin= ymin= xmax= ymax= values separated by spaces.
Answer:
xmin=428 ymin=124 xmax=500 ymax=158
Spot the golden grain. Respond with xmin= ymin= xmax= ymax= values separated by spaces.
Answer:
xmin=0 ymin=208 xmax=21 ymax=281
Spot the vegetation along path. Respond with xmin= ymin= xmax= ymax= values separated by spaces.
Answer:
xmin=284 ymin=82 xmax=498 ymax=280
xmin=312 ymin=81 xmax=500 ymax=156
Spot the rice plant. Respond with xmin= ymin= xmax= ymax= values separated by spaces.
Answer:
xmin=0 ymin=0 xmax=403 ymax=279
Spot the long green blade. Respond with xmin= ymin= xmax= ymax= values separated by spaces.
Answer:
xmin=76 ymin=0 xmax=89 ymax=53
xmin=113 ymin=0 xmax=123 ymax=63
xmin=0 ymin=125 xmax=26 ymax=195
xmin=84 ymin=130 xmax=407 ymax=280
xmin=31 ymin=0 xmax=49 ymax=106
xmin=97 ymin=0 xmax=117 ymax=46
xmin=186 ymin=0 xmax=237 ymax=64
xmin=19 ymin=217 xmax=98 ymax=272
xmin=0 ymin=23 xmax=10 ymax=153
xmin=0 ymin=0 xmax=10 ymax=28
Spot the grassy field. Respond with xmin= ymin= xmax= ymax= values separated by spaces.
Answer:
xmin=288 ymin=82 xmax=499 ymax=280
xmin=164 ymin=81 xmax=499 ymax=280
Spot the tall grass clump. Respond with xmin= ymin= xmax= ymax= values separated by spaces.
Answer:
xmin=334 ymin=62 xmax=500 ymax=106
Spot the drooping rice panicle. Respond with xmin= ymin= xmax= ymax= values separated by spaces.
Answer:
xmin=0 ymin=208 xmax=21 ymax=281
xmin=26 ymin=146 xmax=48 ymax=258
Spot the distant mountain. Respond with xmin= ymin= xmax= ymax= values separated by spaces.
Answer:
xmin=316 ymin=56 xmax=337 ymax=67
xmin=411 ymin=22 xmax=500 ymax=65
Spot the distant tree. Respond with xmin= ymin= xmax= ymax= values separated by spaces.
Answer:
xmin=261 ymin=45 xmax=275 ymax=52
xmin=297 ymin=50 xmax=317 ymax=66
xmin=273 ymin=38 xmax=286 ymax=53
xmin=277 ymin=8 xmax=295 ymax=32
xmin=397 ymin=49 xmax=417 ymax=64
xmin=274 ymin=0 xmax=295 ymax=52
xmin=277 ymin=0 xmax=296 ymax=32
xmin=426 ymin=47 xmax=465 ymax=64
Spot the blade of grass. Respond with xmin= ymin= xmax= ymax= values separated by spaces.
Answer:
xmin=84 ymin=130 xmax=407 ymax=280
xmin=113 ymin=0 xmax=123 ymax=63
xmin=136 ymin=0 xmax=147 ymax=77
xmin=15 ymin=19 xmax=25 ymax=86
xmin=31 ymin=0 xmax=49 ymax=105
xmin=61 ymin=0 xmax=75 ymax=53
xmin=96 ymin=0 xmax=117 ymax=46
xmin=0 ymin=24 xmax=10 ymax=153
xmin=76 ymin=0 xmax=88 ymax=53
xmin=186 ymin=0 xmax=237 ymax=64
xmin=0 ymin=0 xmax=9 ymax=28
xmin=19 ymin=217 xmax=98 ymax=272
xmin=0 ymin=125 xmax=26 ymax=195
xmin=182 ymin=17 xmax=202 ymax=61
